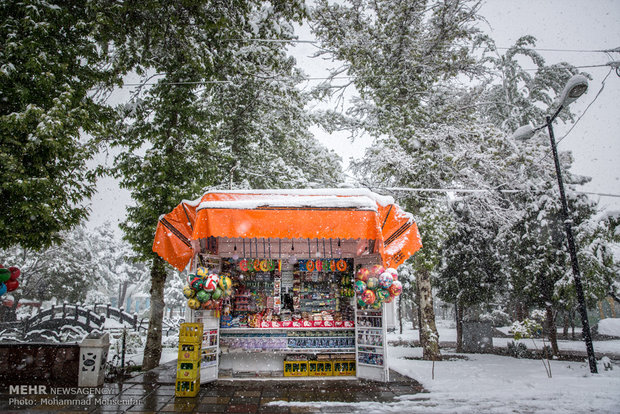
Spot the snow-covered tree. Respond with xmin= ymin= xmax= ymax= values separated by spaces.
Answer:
xmin=0 ymin=0 xmax=119 ymax=250
xmin=106 ymin=1 xmax=342 ymax=370
xmin=312 ymin=0 xmax=491 ymax=361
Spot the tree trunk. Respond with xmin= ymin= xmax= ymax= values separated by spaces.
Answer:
xmin=415 ymin=287 xmax=424 ymax=347
xmin=545 ymin=304 xmax=559 ymax=356
xmin=417 ymin=268 xmax=441 ymax=361
xmin=455 ymin=300 xmax=463 ymax=353
xmin=398 ymin=297 xmax=403 ymax=334
xmin=562 ymin=311 xmax=569 ymax=339
xmin=142 ymin=255 xmax=167 ymax=371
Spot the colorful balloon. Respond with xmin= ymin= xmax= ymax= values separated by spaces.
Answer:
xmin=5 ymin=280 xmax=19 ymax=292
xmin=187 ymin=298 xmax=201 ymax=310
xmin=0 ymin=269 xmax=10 ymax=283
xmin=366 ymin=277 xmax=379 ymax=290
xmin=203 ymin=274 xmax=219 ymax=291
xmin=354 ymin=280 xmax=367 ymax=295
xmin=356 ymin=267 xmax=370 ymax=282
xmin=196 ymin=290 xmax=211 ymax=303
xmin=190 ymin=276 xmax=203 ymax=290
xmin=183 ymin=285 xmax=196 ymax=299
xmin=357 ymin=298 xmax=367 ymax=308
xmin=378 ymin=272 xmax=393 ymax=289
xmin=196 ymin=267 xmax=209 ymax=277
xmin=218 ymin=276 xmax=232 ymax=292
xmin=376 ymin=288 xmax=390 ymax=302
xmin=0 ymin=283 xmax=6 ymax=296
xmin=362 ymin=289 xmax=376 ymax=305
xmin=383 ymin=293 xmax=394 ymax=303
xmin=370 ymin=264 xmax=385 ymax=277
xmin=388 ymin=280 xmax=403 ymax=297
xmin=211 ymin=287 xmax=223 ymax=300
xmin=385 ymin=267 xmax=398 ymax=281
xmin=8 ymin=267 xmax=20 ymax=280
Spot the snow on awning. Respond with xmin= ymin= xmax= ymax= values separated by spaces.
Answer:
xmin=153 ymin=189 xmax=422 ymax=271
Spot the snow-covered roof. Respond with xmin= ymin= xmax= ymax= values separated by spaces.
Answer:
xmin=184 ymin=188 xmax=395 ymax=210
xmin=197 ymin=195 xmax=379 ymax=211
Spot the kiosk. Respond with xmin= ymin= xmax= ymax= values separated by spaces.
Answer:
xmin=153 ymin=189 xmax=422 ymax=385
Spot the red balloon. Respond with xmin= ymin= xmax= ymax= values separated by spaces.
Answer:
xmin=5 ymin=280 xmax=19 ymax=292
xmin=9 ymin=267 xmax=20 ymax=280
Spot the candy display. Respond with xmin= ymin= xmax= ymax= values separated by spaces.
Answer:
xmin=354 ymin=265 xmax=400 ymax=309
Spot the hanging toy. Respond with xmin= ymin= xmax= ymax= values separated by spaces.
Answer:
xmin=354 ymin=280 xmax=367 ymax=296
xmin=218 ymin=276 xmax=232 ymax=292
xmin=366 ymin=277 xmax=379 ymax=290
xmin=356 ymin=267 xmax=370 ymax=282
xmin=370 ymin=264 xmax=385 ymax=277
xmin=378 ymin=272 xmax=393 ymax=289
xmin=376 ymin=288 xmax=390 ymax=303
xmin=196 ymin=290 xmax=211 ymax=303
xmin=5 ymin=280 xmax=19 ymax=292
xmin=187 ymin=298 xmax=201 ymax=310
xmin=211 ymin=287 xmax=223 ymax=300
xmin=386 ymin=267 xmax=398 ymax=281
xmin=183 ymin=285 xmax=196 ymax=299
xmin=388 ymin=280 xmax=403 ymax=297
xmin=362 ymin=289 xmax=376 ymax=305
xmin=0 ymin=268 xmax=10 ymax=283
xmin=190 ymin=275 xmax=203 ymax=290
xmin=203 ymin=274 xmax=219 ymax=291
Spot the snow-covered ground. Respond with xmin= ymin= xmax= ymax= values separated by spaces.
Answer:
xmin=274 ymin=321 xmax=620 ymax=413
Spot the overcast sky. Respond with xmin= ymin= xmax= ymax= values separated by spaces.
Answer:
xmin=87 ymin=0 xmax=620 ymax=232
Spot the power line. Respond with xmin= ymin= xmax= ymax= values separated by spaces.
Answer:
xmin=372 ymin=186 xmax=620 ymax=198
xmin=234 ymin=38 xmax=620 ymax=54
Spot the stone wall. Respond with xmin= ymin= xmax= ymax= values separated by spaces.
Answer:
xmin=0 ymin=343 xmax=80 ymax=385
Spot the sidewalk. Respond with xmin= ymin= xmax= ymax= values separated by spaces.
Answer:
xmin=0 ymin=360 xmax=425 ymax=413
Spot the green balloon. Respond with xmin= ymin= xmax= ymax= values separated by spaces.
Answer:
xmin=0 ymin=269 xmax=10 ymax=283
xmin=196 ymin=290 xmax=211 ymax=303
xmin=211 ymin=288 xmax=223 ymax=300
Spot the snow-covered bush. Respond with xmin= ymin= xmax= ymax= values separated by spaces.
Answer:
xmin=507 ymin=341 xmax=530 ymax=359
xmin=511 ymin=318 xmax=543 ymax=340
xmin=480 ymin=309 xmax=512 ymax=327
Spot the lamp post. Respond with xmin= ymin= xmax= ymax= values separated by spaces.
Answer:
xmin=512 ymin=74 xmax=597 ymax=374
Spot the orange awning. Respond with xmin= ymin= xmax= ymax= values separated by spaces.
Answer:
xmin=153 ymin=189 xmax=422 ymax=271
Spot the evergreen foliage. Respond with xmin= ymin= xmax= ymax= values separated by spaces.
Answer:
xmin=0 ymin=0 xmax=118 ymax=250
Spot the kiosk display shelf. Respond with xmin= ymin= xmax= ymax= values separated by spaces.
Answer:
xmin=355 ymin=306 xmax=389 ymax=381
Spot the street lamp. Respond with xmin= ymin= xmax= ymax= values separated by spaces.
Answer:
xmin=512 ymin=74 xmax=598 ymax=374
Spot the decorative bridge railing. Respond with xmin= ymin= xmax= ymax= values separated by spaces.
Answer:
xmin=0 ymin=303 xmax=183 ymax=342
